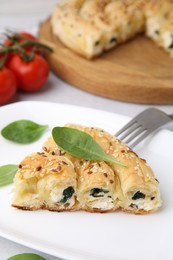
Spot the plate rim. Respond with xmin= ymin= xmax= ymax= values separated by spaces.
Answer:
xmin=0 ymin=100 xmax=172 ymax=260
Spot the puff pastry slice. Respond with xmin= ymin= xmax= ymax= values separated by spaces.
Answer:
xmin=12 ymin=152 xmax=77 ymax=211
xmin=50 ymin=0 xmax=173 ymax=59
xmin=75 ymin=160 xmax=121 ymax=212
xmin=145 ymin=0 xmax=173 ymax=57
xmin=66 ymin=124 xmax=162 ymax=214
xmin=42 ymin=135 xmax=121 ymax=212
xmin=51 ymin=0 xmax=147 ymax=58
xmin=12 ymin=124 xmax=162 ymax=214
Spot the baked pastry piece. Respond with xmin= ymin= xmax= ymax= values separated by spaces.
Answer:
xmin=12 ymin=124 xmax=162 ymax=214
xmin=103 ymin=0 xmax=145 ymax=43
xmin=51 ymin=0 xmax=104 ymax=59
xmin=12 ymin=152 xmax=77 ymax=211
xmin=40 ymin=124 xmax=162 ymax=214
xmin=51 ymin=0 xmax=146 ymax=59
xmin=50 ymin=0 xmax=173 ymax=59
xmin=145 ymin=0 xmax=173 ymax=57
xmin=42 ymin=136 xmax=121 ymax=212
xmin=75 ymin=160 xmax=121 ymax=212
xmin=64 ymin=124 xmax=162 ymax=214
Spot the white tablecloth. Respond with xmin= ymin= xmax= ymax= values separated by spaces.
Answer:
xmin=0 ymin=1 xmax=172 ymax=259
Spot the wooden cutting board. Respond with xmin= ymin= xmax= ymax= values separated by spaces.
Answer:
xmin=38 ymin=19 xmax=173 ymax=104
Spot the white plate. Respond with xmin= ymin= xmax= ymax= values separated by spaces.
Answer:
xmin=0 ymin=101 xmax=173 ymax=260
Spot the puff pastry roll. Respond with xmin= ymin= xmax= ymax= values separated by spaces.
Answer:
xmin=42 ymin=135 xmax=120 ymax=212
xmin=75 ymin=160 xmax=121 ymax=212
xmin=12 ymin=124 xmax=162 ymax=214
xmin=42 ymin=136 xmax=76 ymax=163
xmin=12 ymin=152 xmax=77 ymax=211
xmin=51 ymin=0 xmax=146 ymax=59
xmin=145 ymin=0 xmax=173 ymax=57
xmin=51 ymin=0 xmax=173 ymax=59
xmin=51 ymin=0 xmax=104 ymax=59
xmin=104 ymin=0 xmax=145 ymax=42
xmin=66 ymin=124 xmax=162 ymax=214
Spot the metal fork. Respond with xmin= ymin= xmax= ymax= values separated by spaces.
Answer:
xmin=115 ymin=108 xmax=173 ymax=148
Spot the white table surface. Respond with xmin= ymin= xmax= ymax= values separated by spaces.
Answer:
xmin=0 ymin=1 xmax=173 ymax=260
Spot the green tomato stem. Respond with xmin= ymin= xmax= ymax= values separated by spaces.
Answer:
xmin=0 ymin=39 xmax=53 ymax=55
xmin=0 ymin=51 xmax=8 ymax=69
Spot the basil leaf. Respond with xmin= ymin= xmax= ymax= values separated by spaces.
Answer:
xmin=7 ymin=253 xmax=45 ymax=260
xmin=1 ymin=120 xmax=48 ymax=144
xmin=52 ymin=127 xmax=126 ymax=167
xmin=0 ymin=164 xmax=18 ymax=187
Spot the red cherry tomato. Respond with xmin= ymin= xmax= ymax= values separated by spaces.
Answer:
xmin=4 ymin=32 xmax=37 ymax=52
xmin=3 ymin=32 xmax=38 ymax=65
xmin=0 ymin=67 xmax=17 ymax=105
xmin=8 ymin=54 xmax=49 ymax=92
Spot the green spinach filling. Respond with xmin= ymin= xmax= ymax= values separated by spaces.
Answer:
xmin=169 ymin=41 xmax=173 ymax=48
xmin=132 ymin=191 xmax=145 ymax=200
xmin=60 ymin=186 xmax=74 ymax=203
xmin=169 ymin=36 xmax=173 ymax=48
xmin=90 ymin=188 xmax=109 ymax=198
xmin=110 ymin=37 xmax=117 ymax=44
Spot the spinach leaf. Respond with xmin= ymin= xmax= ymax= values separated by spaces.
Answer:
xmin=169 ymin=41 xmax=173 ymax=48
xmin=52 ymin=127 xmax=126 ymax=167
xmin=7 ymin=253 xmax=45 ymax=260
xmin=1 ymin=120 xmax=48 ymax=144
xmin=90 ymin=188 xmax=109 ymax=197
xmin=132 ymin=191 xmax=145 ymax=200
xmin=60 ymin=186 xmax=75 ymax=203
xmin=0 ymin=164 xmax=18 ymax=187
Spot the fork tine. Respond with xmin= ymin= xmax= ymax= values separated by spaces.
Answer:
xmin=125 ymin=127 xmax=147 ymax=144
xmin=115 ymin=108 xmax=173 ymax=148
xmin=129 ymin=130 xmax=150 ymax=148
xmin=117 ymin=123 xmax=141 ymax=140
xmin=116 ymin=120 xmax=138 ymax=137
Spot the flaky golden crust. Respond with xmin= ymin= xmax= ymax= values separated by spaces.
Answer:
xmin=75 ymin=160 xmax=120 ymax=211
xmin=12 ymin=203 xmax=78 ymax=212
xmin=12 ymin=152 xmax=77 ymax=212
xmin=145 ymin=0 xmax=173 ymax=57
xmin=121 ymin=207 xmax=153 ymax=215
xmin=65 ymin=124 xmax=162 ymax=214
xmin=12 ymin=124 xmax=162 ymax=214
xmin=16 ymin=152 xmax=74 ymax=179
xmin=50 ymin=0 xmax=173 ymax=59
xmin=12 ymin=204 xmax=115 ymax=213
